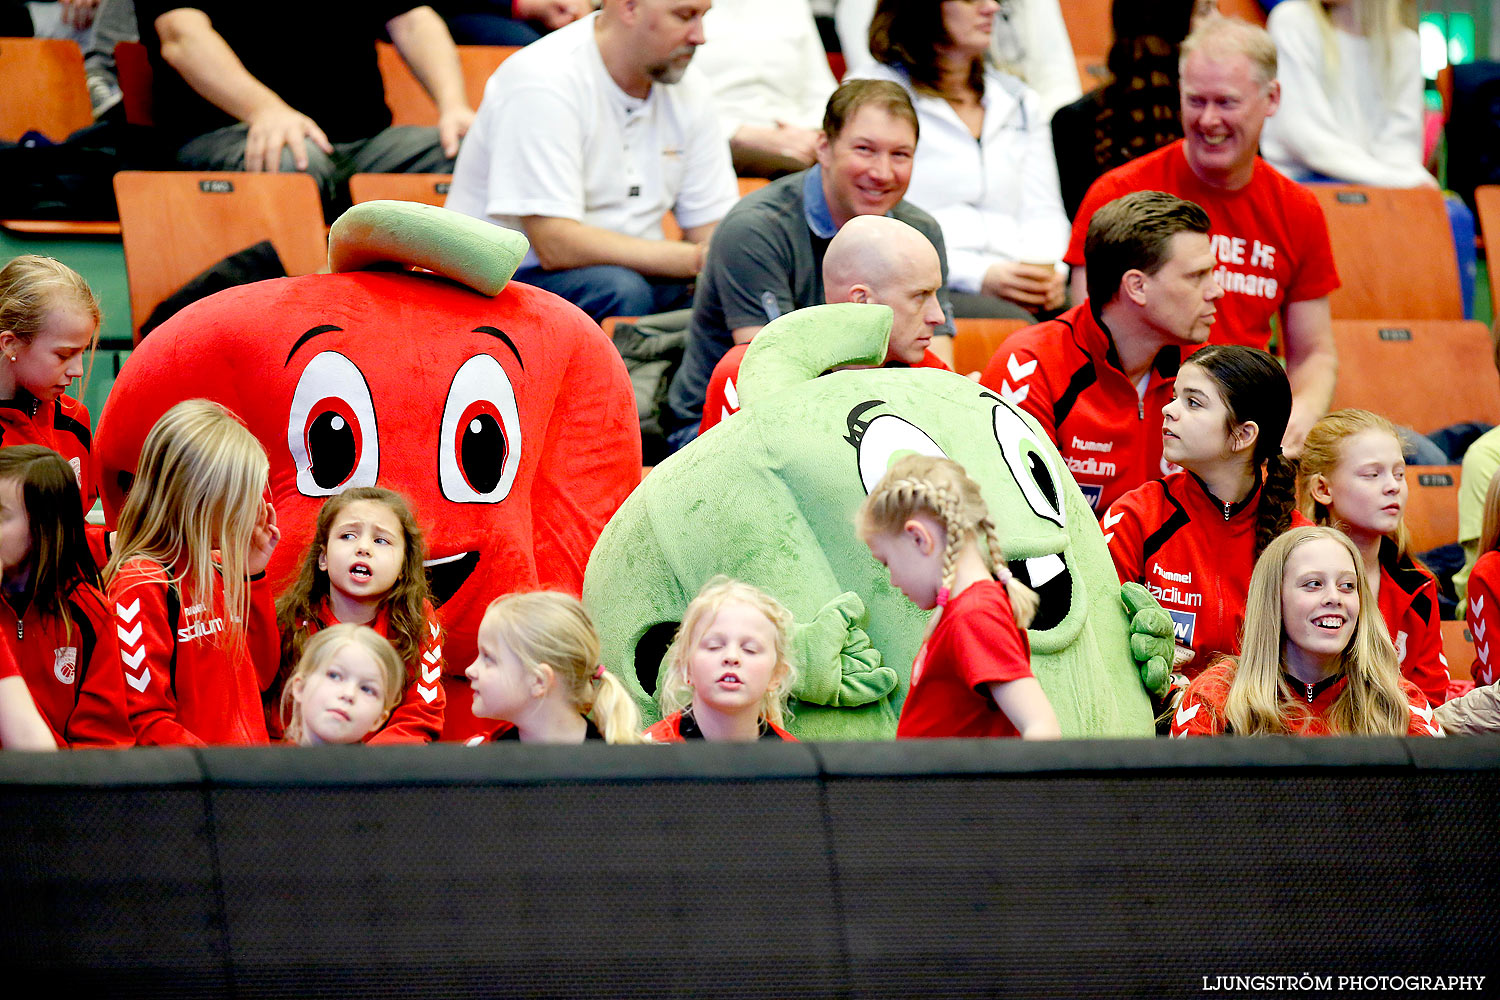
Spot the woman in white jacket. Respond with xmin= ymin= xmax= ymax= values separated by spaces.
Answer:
xmin=853 ymin=0 xmax=1071 ymax=321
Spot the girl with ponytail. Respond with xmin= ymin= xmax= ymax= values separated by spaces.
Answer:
xmin=857 ymin=454 xmax=1059 ymax=740
xmin=464 ymin=592 xmax=642 ymax=745
xmin=1104 ymin=344 xmax=1302 ymax=680
xmin=1297 ymin=408 xmax=1448 ymax=708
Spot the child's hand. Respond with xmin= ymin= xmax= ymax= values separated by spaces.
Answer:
xmin=248 ymin=501 xmax=280 ymax=577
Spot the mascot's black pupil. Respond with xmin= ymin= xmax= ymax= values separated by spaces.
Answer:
xmin=308 ymin=411 xmax=357 ymax=489
xmin=1028 ymin=450 xmax=1058 ymax=512
xmin=461 ymin=414 xmax=506 ymax=494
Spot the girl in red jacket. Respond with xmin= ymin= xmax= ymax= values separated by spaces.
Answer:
xmin=280 ymin=624 xmax=407 ymax=745
xmin=645 ymin=577 xmax=800 ymax=743
xmin=104 ymin=400 xmax=281 ymax=746
xmin=1462 ymin=467 xmax=1500 ymax=688
xmin=1105 ymin=345 xmax=1299 ymax=682
xmin=275 ymin=487 xmax=444 ymax=743
xmin=1298 ymin=409 xmax=1448 ymax=707
xmin=0 ymin=633 xmax=54 ymax=750
xmin=1171 ymin=526 xmax=1441 ymax=738
xmin=0 ymin=446 xmax=133 ymax=747
xmin=464 ymin=592 xmax=641 ymax=744
xmin=0 ymin=255 xmax=101 ymax=514
xmin=859 ymin=454 xmax=1060 ymax=740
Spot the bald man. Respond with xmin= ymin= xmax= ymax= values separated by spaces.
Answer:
xmin=697 ymin=215 xmax=950 ymax=434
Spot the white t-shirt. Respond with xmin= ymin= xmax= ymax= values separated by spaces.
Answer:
xmin=445 ymin=13 xmax=739 ymax=269
xmin=695 ymin=0 xmax=837 ymax=139
xmin=1259 ymin=0 xmax=1429 ymax=188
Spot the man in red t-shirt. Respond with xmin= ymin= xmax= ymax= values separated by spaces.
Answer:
xmin=1064 ymin=17 xmax=1339 ymax=455
xmin=700 ymin=214 xmax=950 ymax=433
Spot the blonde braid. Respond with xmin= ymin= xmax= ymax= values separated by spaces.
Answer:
xmin=857 ymin=455 xmax=1039 ymax=631
xmin=933 ymin=482 xmax=964 ymax=608
xmin=979 ymin=518 xmax=1038 ymax=628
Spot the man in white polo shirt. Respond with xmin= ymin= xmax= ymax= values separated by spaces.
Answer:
xmin=446 ymin=0 xmax=739 ymax=322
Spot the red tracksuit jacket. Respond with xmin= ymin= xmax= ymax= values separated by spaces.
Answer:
xmin=1170 ymin=661 xmax=1440 ymax=736
xmin=108 ymin=558 xmax=278 ymax=746
xmin=1374 ymin=539 xmax=1449 ymax=708
xmin=1465 ymin=550 xmax=1500 ymax=688
xmin=642 ymin=710 xmax=797 ymax=743
xmin=0 ymin=582 xmax=133 ymax=748
xmin=0 ymin=391 xmax=97 ymax=512
xmin=979 ymin=301 xmax=1178 ymax=515
xmin=276 ymin=599 xmax=445 ymax=744
xmin=1104 ymin=472 xmax=1302 ymax=678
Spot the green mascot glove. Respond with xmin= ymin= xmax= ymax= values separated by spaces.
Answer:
xmin=791 ymin=590 xmax=899 ymax=708
xmin=1121 ymin=582 xmax=1174 ymax=698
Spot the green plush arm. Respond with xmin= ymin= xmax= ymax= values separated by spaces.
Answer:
xmin=1121 ymin=582 xmax=1174 ymax=698
xmin=789 ymin=590 xmax=899 ymax=707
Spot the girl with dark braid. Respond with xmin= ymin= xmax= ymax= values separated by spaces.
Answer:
xmin=1104 ymin=345 xmax=1302 ymax=687
xmin=857 ymin=455 xmax=1059 ymax=739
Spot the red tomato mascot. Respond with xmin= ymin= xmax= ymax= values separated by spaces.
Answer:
xmin=95 ymin=203 xmax=642 ymax=739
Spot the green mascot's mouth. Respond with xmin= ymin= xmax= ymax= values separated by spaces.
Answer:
xmin=1006 ymin=552 xmax=1071 ymax=631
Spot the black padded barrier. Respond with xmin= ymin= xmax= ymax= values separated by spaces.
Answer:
xmin=0 ymin=738 xmax=1496 ymax=999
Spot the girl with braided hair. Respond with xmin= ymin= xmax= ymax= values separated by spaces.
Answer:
xmin=1104 ymin=345 xmax=1301 ymax=683
xmin=857 ymin=454 xmax=1059 ymax=740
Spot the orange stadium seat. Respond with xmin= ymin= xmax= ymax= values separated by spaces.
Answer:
xmin=378 ymin=43 xmax=518 ymax=127
xmin=0 ymin=37 xmax=92 ymax=142
xmin=348 ymin=173 xmax=453 ymax=207
xmin=1329 ymin=320 xmax=1500 ymax=433
xmin=1476 ymin=185 xmax=1499 ymax=314
xmin=1442 ymin=620 xmax=1475 ymax=683
xmin=114 ymin=40 xmax=153 ymax=126
xmin=0 ymin=39 xmax=121 ymax=234
xmin=113 ymin=171 xmax=327 ymax=342
xmin=1057 ymin=0 xmax=1111 ymax=67
xmin=953 ymin=317 xmax=1029 ymax=377
xmin=1309 ymin=185 xmax=1464 ymax=320
xmin=1403 ymin=465 xmax=1461 ymax=553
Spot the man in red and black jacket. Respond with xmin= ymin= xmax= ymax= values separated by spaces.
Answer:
xmin=981 ymin=190 xmax=1223 ymax=516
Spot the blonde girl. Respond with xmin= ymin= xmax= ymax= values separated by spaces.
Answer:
xmin=104 ymin=399 xmax=281 ymax=745
xmin=648 ymin=577 xmax=798 ymax=742
xmin=275 ymin=487 xmax=443 ymax=744
xmin=856 ymin=454 xmax=1059 ymax=740
xmin=281 ymin=624 xmax=406 ymax=746
xmin=1298 ymin=408 xmax=1447 ymax=708
xmin=0 ymin=255 xmax=102 ymax=513
xmin=1171 ymin=525 xmax=1440 ymax=737
xmin=465 ymin=591 xmax=641 ymax=744
xmin=1460 ymin=468 xmax=1500 ymax=689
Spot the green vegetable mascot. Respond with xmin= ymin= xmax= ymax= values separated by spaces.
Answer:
xmin=583 ymin=303 xmax=1171 ymax=739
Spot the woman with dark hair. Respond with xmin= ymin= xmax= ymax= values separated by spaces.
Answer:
xmin=853 ymin=0 xmax=1070 ymax=322
xmin=1050 ymin=0 xmax=1205 ymax=219
xmin=836 ymin=0 xmax=1082 ymax=118
xmin=1103 ymin=345 xmax=1303 ymax=681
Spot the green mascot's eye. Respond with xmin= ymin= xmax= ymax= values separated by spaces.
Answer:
xmin=992 ymin=404 xmax=1064 ymax=527
xmin=855 ymin=414 xmax=948 ymax=494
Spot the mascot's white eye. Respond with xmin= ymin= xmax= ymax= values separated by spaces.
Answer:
xmin=857 ymin=414 xmax=948 ymax=494
xmin=288 ymin=351 xmax=379 ymax=496
xmin=993 ymin=404 xmax=1064 ymax=527
xmin=440 ymin=354 xmax=522 ymax=503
